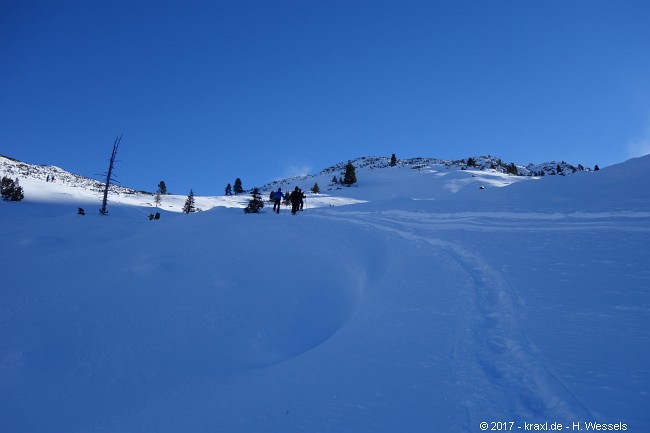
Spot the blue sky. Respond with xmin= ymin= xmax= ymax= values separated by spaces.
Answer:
xmin=2 ymin=0 xmax=650 ymax=194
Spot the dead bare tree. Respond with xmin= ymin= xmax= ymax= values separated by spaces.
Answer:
xmin=99 ymin=135 xmax=122 ymax=215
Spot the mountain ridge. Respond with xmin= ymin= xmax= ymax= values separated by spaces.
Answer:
xmin=2 ymin=153 xmax=592 ymax=198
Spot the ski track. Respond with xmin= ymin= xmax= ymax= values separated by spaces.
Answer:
xmin=315 ymin=209 xmax=619 ymax=430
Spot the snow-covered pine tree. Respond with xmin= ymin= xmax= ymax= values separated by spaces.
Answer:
xmin=158 ymin=181 xmax=167 ymax=195
xmin=243 ymin=187 xmax=264 ymax=213
xmin=311 ymin=182 xmax=320 ymax=194
xmin=183 ymin=189 xmax=196 ymax=214
xmin=225 ymin=183 xmax=232 ymax=196
xmin=390 ymin=154 xmax=397 ymax=166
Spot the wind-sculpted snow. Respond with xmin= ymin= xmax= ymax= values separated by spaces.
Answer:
xmin=0 ymin=204 xmax=387 ymax=432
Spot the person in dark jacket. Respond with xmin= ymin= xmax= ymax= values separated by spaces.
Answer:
xmin=273 ymin=188 xmax=284 ymax=214
xmin=290 ymin=186 xmax=302 ymax=215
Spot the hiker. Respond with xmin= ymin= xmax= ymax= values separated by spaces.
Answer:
xmin=148 ymin=213 xmax=154 ymax=220
xmin=299 ymin=189 xmax=306 ymax=211
xmin=77 ymin=207 xmax=85 ymax=216
xmin=272 ymin=188 xmax=284 ymax=214
xmin=154 ymin=212 xmax=160 ymax=220
xmin=290 ymin=186 xmax=302 ymax=215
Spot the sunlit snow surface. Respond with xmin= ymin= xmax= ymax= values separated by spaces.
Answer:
xmin=1 ymin=157 xmax=649 ymax=432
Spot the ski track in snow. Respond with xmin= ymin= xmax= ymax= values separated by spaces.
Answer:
xmin=313 ymin=208 xmax=643 ymax=429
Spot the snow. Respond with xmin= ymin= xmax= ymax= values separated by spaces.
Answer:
xmin=1 ymin=155 xmax=649 ymax=432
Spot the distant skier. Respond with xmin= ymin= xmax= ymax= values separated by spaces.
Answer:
xmin=272 ymin=188 xmax=284 ymax=214
xmin=290 ymin=186 xmax=302 ymax=215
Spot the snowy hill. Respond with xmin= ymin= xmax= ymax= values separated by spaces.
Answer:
xmin=0 ymin=153 xmax=147 ymax=195
xmin=2 ymin=154 xmax=592 ymax=213
xmin=1 ymin=153 xmax=649 ymax=433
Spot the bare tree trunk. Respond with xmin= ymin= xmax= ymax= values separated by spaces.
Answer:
xmin=99 ymin=135 xmax=121 ymax=215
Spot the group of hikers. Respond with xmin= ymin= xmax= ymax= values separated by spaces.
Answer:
xmin=272 ymin=186 xmax=305 ymax=215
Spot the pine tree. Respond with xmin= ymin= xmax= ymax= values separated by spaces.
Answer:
xmin=183 ymin=189 xmax=196 ymax=214
xmin=311 ymin=182 xmax=320 ymax=194
xmin=343 ymin=161 xmax=357 ymax=186
xmin=390 ymin=153 xmax=397 ymax=166
xmin=233 ymin=178 xmax=244 ymax=195
xmin=243 ymin=187 xmax=264 ymax=213
xmin=467 ymin=157 xmax=476 ymax=167
xmin=12 ymin=179 xmax=24 ymax=201
xmin=331 ymin=175 xmax=338 ymax=185
xmin=1 ymin=176 xmax=24 ymax=201
xmin=225 ymin=183 xmax=232 ymax=196
xmin=506 ymin=162 xmax=518 ymax=175
xmin=1 ymin=176 xmax=13 ymax=199
xmin=154 ymin=180 xmax=164 ymax=208
xmin=594 ymin=165 xmax=600 ymax=171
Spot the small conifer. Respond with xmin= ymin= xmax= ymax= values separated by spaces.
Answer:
xmin=1 ymin=177 xmax=24 ymax=201
xmin=243 ymin=187 xmax=264 ymax=213
xmin=343 ymin=161 xmax=357 ymax=186
xmin=233 ymin=178 xmax=244 ymax=194
xmin=183 ymin=189 xmax=196 ymax=214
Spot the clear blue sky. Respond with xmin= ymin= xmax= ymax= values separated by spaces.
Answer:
xmin=2 ymin=0 xmax=650 ymax=194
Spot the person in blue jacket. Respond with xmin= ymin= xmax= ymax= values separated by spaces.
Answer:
xmin=273 ymin=188 xmax=284 ymax=213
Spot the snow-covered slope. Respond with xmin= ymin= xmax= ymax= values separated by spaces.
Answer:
xmin=1 ymin=154 xmax=648 ymax=433
xmin=2 ymin=154 xmax=592 ymax=213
